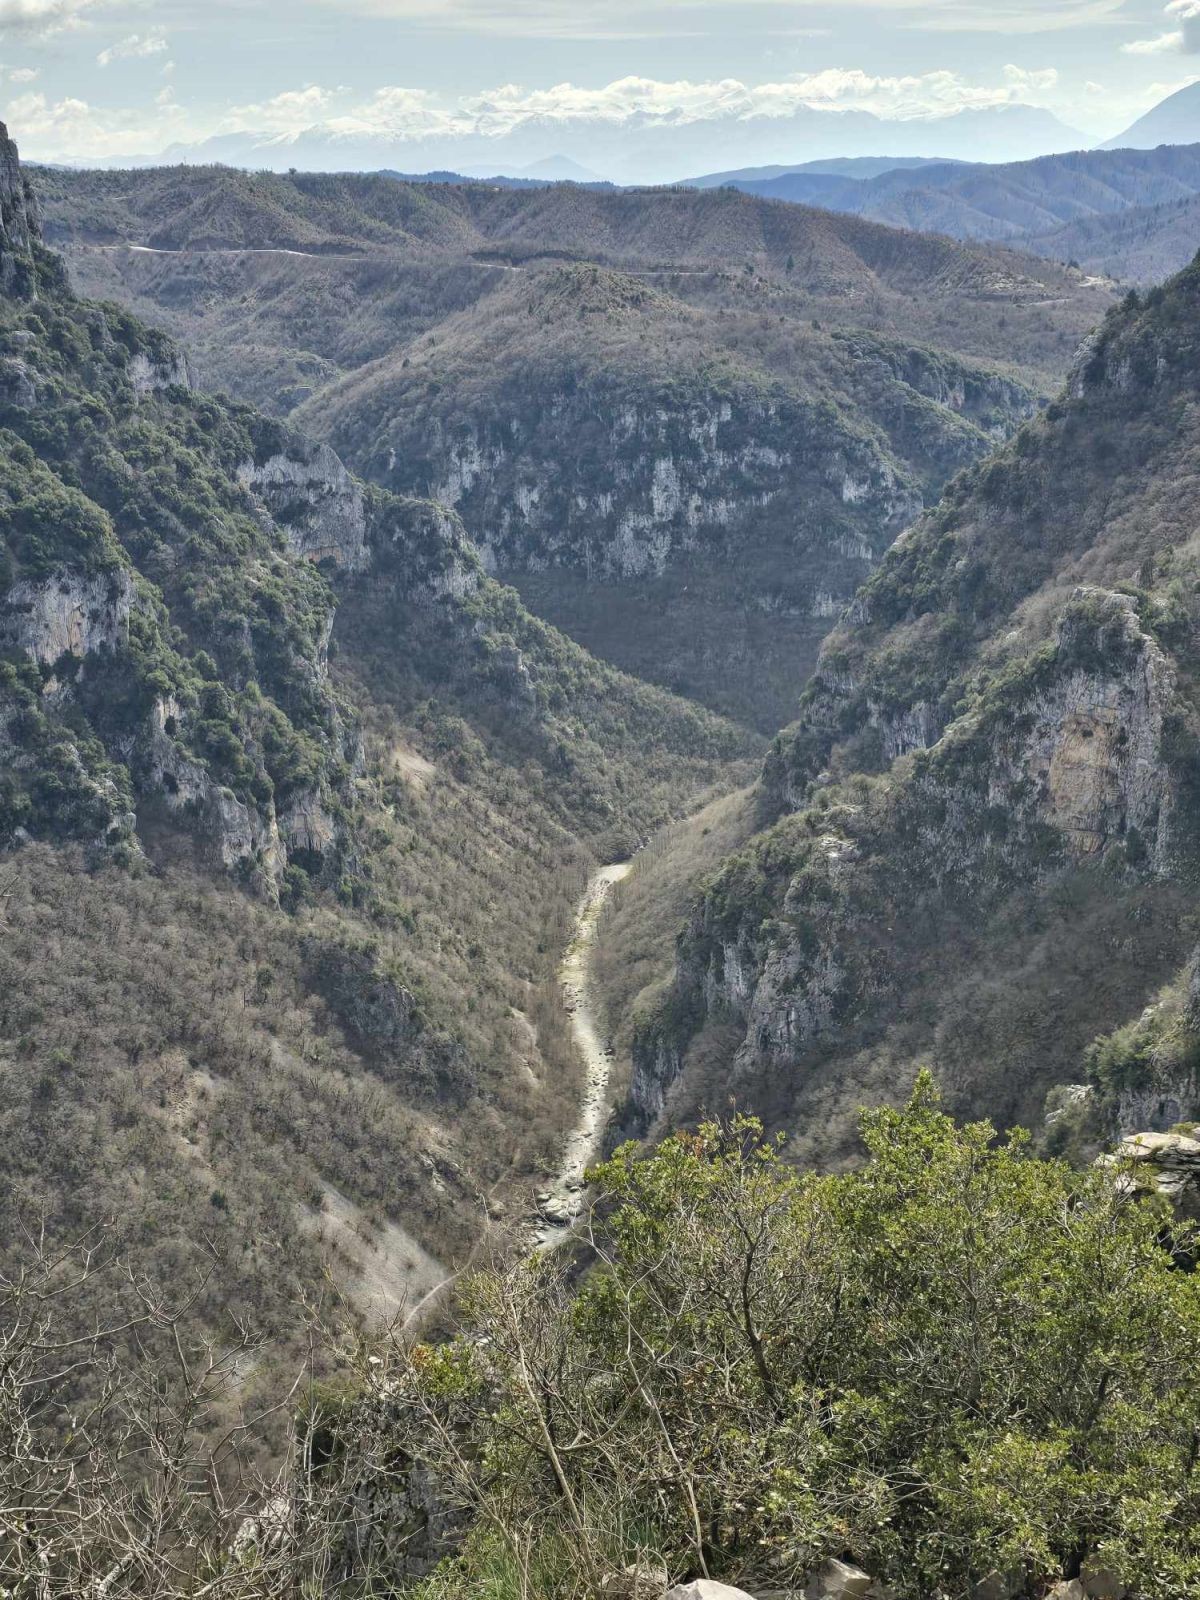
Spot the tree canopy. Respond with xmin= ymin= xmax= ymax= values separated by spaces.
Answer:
xmin=405 ymin=1077 xmax=1200 ymax=1600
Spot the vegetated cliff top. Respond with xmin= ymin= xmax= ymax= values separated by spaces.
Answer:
xmin=632 ymin=260 xmax=1200 ymax=1159
xmin=28 ymin=162 xmax=1114 ymax=438
xmin=297 ymin=255 xmax=1038 ymax=452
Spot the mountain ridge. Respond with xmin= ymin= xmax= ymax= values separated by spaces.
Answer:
xmin=1103 ymin=81 xmax=1200 ymax=151
xmin=684 ymin=141 xmax=1200 ymax=285
xmin=27 ymin=163 xmax=1110 ymax=730
xmin=621 ymin=258 xmax=1200 ymax=1162
xmin=0 ymin=121 xmax=754 ymax=1367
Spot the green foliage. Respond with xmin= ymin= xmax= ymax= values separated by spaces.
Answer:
xmin=1087 ymin=960 xmax=1200 ymax=1100
xmin=412 ymin=1082 xmax=1200 ymax=1600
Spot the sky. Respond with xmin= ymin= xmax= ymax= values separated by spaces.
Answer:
xmin=1 ymin=0 xmax=1199 ymax=176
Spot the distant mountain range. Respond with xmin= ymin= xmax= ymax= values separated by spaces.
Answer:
xmin=70 ymin=103 xmax=1084 ymax=187
xmin=683 ymin=142 xmax=1200 ymax=286
xmin=685 ymin=155 xmax=965 ymax=187
xmin=1103 ymin=80 xmax=1200 ymax=151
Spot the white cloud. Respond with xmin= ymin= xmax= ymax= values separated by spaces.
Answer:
xmin=449 ymin=67 xmax=1066 ymax=131
xmin=1002 ymin=64 xmax=1059 ymax=91
xmin=0 ymin=65 xmax=1079 ymax=164
xmin=97 ymin=30 xmax=168 ymax=67
xmin=220 ymin=84 xmax=338 ymax=136
xmin=3 ymin=85 xmax=185 ymax=155
xmin=301 ymin=0 xmax=1122 ymax=41
xmin=0 ymin=0 xmax=106 ymax=37
xmin=1123 ymin=30 xmax=1182 ymax=53
xmin=1123 ymin=0 xmax=1200 ymax=55
xmin=6 ymin=63 xmax=38 ymax=80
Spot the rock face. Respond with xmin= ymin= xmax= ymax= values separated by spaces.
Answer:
xmin=0 ymin=567 xmax=134 ymax=666
xmin=127 ymin=347 xmax=192 ymax=396
xmin=1099 ymin=1128 xmax=1200 ymax=1210
xmin=0 ymin=121 xmax=37 ymax=293
xmin=421 ymin=396 xmax=923 ymax=589
xmin=137 ymin=695 xmax=286 ymax=881
xmin=0 ymin=354 xmax=35 ymax=407
xmin=304 ymin=265 xmax=1039 ymax=727
xmin=631 ymin=586 xmax=1186 ymax=1129
xmin=663 ymin=1584 xmax=759 ymax=1600
xmin=238 ymin=430 xmax=370 ymax=571
xmin=629 ymin=258 xmax=1200 ymax=1143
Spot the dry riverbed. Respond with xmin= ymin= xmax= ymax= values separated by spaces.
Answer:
xmin=533 ymin=860 xmax=632 ymax=1246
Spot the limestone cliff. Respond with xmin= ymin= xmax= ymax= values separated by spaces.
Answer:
xmin=302 ymin=265 xmax=1039 ymax=728
xmin=629 ymin=262 xmax=1200 ymax=1145
xmin=0 ymin=122 xmax=37 ymax=295
xmin=238 ymin=427 xmax=370 ymax=572
xmin=0 ymin=567 xmax=135 ymax=667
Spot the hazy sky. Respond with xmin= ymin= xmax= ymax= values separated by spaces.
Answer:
xmin=1 ymin=0 xmax=1198 ymax=166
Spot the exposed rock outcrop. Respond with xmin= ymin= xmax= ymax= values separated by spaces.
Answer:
xmin=138 ymin=695 xmax=286 ymax=886
xmin=0 ymin=120 xmax=37 ymax=294
xmin=127 ymin=347 xmax=191 ymax=396
xmin=0 ymin=566 xmax=134 ymax=667
xmin=422 ymin=398 xmax=922 ymax=590
xmin=1096 ymin=1128 xmax=1200 ymax=1234
xmin=0 ymin=354 xmax=35 ymax=408
xmin=238 ymin=432 xmax=370 ymax=571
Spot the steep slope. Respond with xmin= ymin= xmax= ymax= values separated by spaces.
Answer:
xmin=1103 ymin=83 xmax=1200 ymax=151
xmin=697 ymin=143 xmax=1200 ymax=284
xmin=627 ymin=264 xmax=1200 ymax=1158
xmin=28 ymin=164 xmax=1109 ymax=731
xmin=0 ymin=123 xmax=752 ymax=1364
xmin=299 ymin=262 xmax=1040 ymax=730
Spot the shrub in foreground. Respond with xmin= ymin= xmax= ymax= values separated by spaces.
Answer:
xmin=401 ymin=1078 xmax=1200 ymax=1600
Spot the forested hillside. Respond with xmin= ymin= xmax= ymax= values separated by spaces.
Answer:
xmin=0 ymin=122 xmax=752 ymax=1371
xmin=29 ymin=165 xmax=1109 ymax=726
xmin=627 ymin=263 xmax=1200 ymax=1158
xmin=690 ymin=143 xmax=1200 ymax=287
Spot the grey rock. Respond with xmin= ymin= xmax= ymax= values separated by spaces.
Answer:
xmin=664 ymin=1582 xmax=760 ymax=1600
xmin=971 ymin=1574 xmax=1021 ymax=1600
xmin=0 ymin=355 xmax=36 ymax=408
xmin=0 ymin=567 xmax=134 ymax=666
xmin=1081 ymin=1565 xmax=1127 ymax=1600
xmin=814 ymin=1559 xmax=873 ymax=1599
xmin=127 ymin=347 xmax=191 ymax=396
xmin=600 ymin=1558 xmax=669 ymax=1600
xmin=238 ymin=432 xmax=370 ymax=572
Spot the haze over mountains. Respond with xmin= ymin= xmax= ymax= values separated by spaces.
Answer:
xmin=684 ymin=141 xmax=1200 ymax=286
xmin=85 ymin=102 xmax=1086 ymax=188
xmin=1104 ymin=80 xmax=1200 ymax=152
